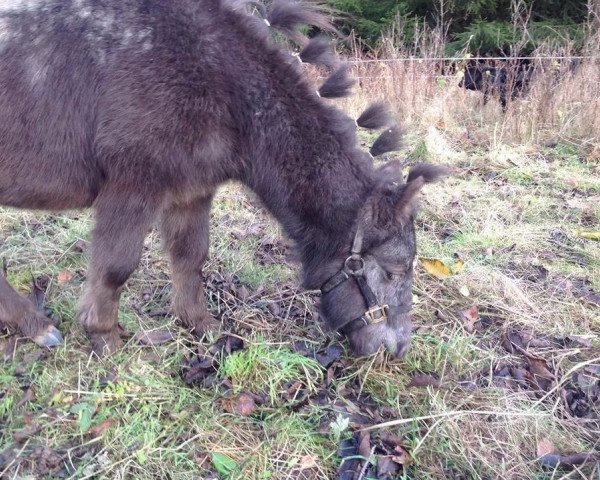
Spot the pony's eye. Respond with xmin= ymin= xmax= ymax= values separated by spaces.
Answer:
xmin=385 ymin=271 xmax=397 ymax=281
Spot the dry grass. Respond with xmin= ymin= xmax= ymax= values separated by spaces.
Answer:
xmin=340 ymin=17 xmax=600 ymax=151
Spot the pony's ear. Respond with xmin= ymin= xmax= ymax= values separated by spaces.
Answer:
xmin=374 ymin=160 xmax=402 ymax=185
xmin=396 ymin=163 xmax=449 ymax=224
xmin=394 ymin=176 xmax=425 ymax=225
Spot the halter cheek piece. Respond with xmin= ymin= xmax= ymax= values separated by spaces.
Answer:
xmin=320 ymin=225 xmax=412 ymax=335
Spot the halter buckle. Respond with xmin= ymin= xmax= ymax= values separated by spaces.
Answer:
xmin=344 ymin=255 xmax=365 ymax=275
xmin=364 ymin=304 xmax=389 ymax=324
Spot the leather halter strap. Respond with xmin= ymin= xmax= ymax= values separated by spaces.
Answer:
xmin=320 ymin=225 xmax=412 ymax=335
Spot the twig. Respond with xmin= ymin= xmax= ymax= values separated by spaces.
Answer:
xmin=361 ymin=409 xmax=550 ymax=431
xmin=357 ymin=446 xmax=376 ymax=480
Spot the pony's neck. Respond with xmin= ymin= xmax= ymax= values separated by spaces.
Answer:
xmin=244 ymin=111 xmax=374 ymax=288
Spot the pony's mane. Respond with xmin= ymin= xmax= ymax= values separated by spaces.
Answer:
xmin=226 ymin=0 xmax=402 ymax=159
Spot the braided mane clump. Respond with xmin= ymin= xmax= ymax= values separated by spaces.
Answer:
xmin=227 ymin=0 xmax=403 ymax=159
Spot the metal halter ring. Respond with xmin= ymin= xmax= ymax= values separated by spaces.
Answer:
xmin=344 ymin=256 xmax=365 ymax=275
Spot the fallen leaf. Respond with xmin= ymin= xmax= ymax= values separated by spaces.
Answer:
xmin=406 ymin=373 xmax=442 ymax=389
xmin=391 ymin=445 xmax=412 ymax=465
xmin=135 ymin=329 xmax=174 ymax=346
xmin=57 ymin=270 xmax=75 ymax=285
xmin=579 ymin=288 xmax=600 ymax=306
xmin=419 ymin=258 xmax=451 ymax=279
xmin=221 ymin=393 xmax=256 ymax=416
xmin=211 ymin=452 xmax=238 ymax=476
xmin=292 ymin=341 xmax=344 ymax=368
xmin=526 ymin=356 xmax=555 ymax=392
xmin=298 ymin=454 xmax=318 ymax=470
xmin=267 ymin=302 xmax=281 ymax=316
xmin=564 ymin=335 xmax=593 ymax=348
xmin=575 ymin=230 xmax=600 ymax=241
xmin=181 ymin=336 xmax=244 ymax=386
xmin=237 ymin=285 xmax=250 ymax=302
xmin=337 ymin=436 xmax=363 ymax=480
xmin=16 ymin=387 xmax=36 ymax=409
xmin=460 ymin=305 xmax=479 ymax=333
xmin=88 ymin=418 xmax=116 ymax=437
xmin=72 ymin=239 xmax=88 ymax=252
xmin=451 ymin=259 xmax=465 ymax=274
xmin=13 ymin=424 xmax=41 ymax=443
xmin=377 ymin=455 xmax=401 ymax=477
xmin=358 ymin=431 xmax=371 ymax=460
xmin=3 ymin=337 xmax=18 ymax=361
xmin=23 ymin=349 xmax=48 ymax=364
xmin=283 ymin=379 xmax=304 ymax=401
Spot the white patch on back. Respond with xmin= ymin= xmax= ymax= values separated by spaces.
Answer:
xmin=0 ymin=18 xmax=9 ymax=42
xmin=0 ymin=0 xmax=45 ymax=13
xmin=137 ymin=27 xmax=152 ymax=51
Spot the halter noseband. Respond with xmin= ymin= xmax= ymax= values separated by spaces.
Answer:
xmin=319 ymin=225 xmax=412 ymax=335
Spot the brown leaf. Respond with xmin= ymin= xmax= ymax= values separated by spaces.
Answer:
xmin=526 ymin=356 xmax=555 ymax=391
xmin=16 ymin=387 xmax=36 ymax=409
xmin=3 ymin=337 xmax=18 ymax=361
xmin=391 ymin=445 xmax=412 ymax=465
xmin=298 ymin=454 xmax=318 ymax=470
xmin=537 ymin=438 xmax=557 ymax=457
xmin=460 ymin=305 xmax=479 ymax=333
xmin=221 ymin=393 xmax=256 ymax=416
xmin=88 ymin=418 xmax=116 ymax=437
xmin=377 ymin=456 xmax=401 ymax=477
xmin=57 ymin=270 xmax=75 ymax=285
xmin=579 ymin=288 xmax=600 ymax=306
xmin=72 ymin=239 xmax=88 ymax=253
xmin=576 ymin=230 xmax=600 ymax=241
xmin=135 ymin=329 xmax=174 ymax=346
xmin=283 ymin=380 xmax=304 ymax=401
xmin=564 ymin=335 xmax=593 ymax=348
xmin=406 ymin=373 xmax=442 ymax=389
xmin=358 ymin=431 xmax=371 ymax=460
xmin=237 ymin=285 xmax=250 ymax=302
xmin=181 ymin=336 xmax=244 ymax=386
xmin=451 ymin=259 xmax=465 ymax=274
xmin=13 ymin=423 xmax=41 ymax=443
xmin=23 ymin=349 xmax=47 ymax=364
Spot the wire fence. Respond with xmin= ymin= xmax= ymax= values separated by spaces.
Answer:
xmin=343 ymin=55 xmax=598 ymax=80
xmin=347 ymin=55 xmax=598 ymax=64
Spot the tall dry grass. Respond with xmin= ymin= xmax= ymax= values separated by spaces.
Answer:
xmin=339 ymin=11 xmax=600 ymax=155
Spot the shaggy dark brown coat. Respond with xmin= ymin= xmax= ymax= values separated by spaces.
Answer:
xmin=0 ymin=0 xmax=444 ymax=356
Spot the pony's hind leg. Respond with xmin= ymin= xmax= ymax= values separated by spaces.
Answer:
xmin=0 ymin=274 xmax=63 ymax=347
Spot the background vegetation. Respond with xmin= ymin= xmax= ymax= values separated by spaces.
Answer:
xmin=326 ymin=0 xmax=591 ymax=54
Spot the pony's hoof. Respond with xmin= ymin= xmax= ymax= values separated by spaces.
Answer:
xmin=33 ymin=325 xmax=63 ymax=347
xmin=89 ymin=331 xmax=123 ymax=357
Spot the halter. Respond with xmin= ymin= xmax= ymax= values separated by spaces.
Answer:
xmin=320 ymin=224 xmax=412 ymax=335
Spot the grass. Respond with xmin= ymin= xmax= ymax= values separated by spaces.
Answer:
xmin=2 ymin=35 xmax=600 ymax=480
xmin=2 ymin=136 xmax=599 ymax=479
